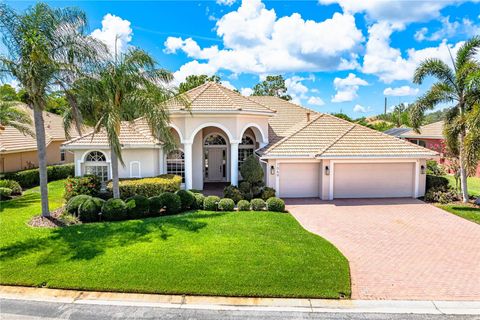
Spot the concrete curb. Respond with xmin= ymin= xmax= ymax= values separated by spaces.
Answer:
xmin=1 ymin=286 xmax=479 ymax=315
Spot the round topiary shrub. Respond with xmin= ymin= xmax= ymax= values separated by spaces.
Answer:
xmin=157 ymin=192 xmax=182 ymax=215
xmin=149 ymin=195 xmax=163 ymax=216
xmin=251 ymin=198 xmax=266 ymax=211
xmin=66 ymin=195 xmax=92 ymax=214
xmin=78 ymin=197 xmax=103 ymax=222
xmin=101 ymin=198 xmax=127 ymax=221
xmin=125 ymin=195 xmax=150 ymax=219
xmin=191 ymin=193 xmax=205 ymax=210
xmin=237 ymin=200 xmax=250 ymax=211
xmin=176 ymin=190 xmax=195 ymax=210
xmin=0 ymin=187 xmax=12 ymax=200
xmin=223 ymin=185 xmax=243 ymax=203
xmin=261 ymin=187 xmax=276 ymax=201
xmin=203 ymin=195 xmax=220 ymax=211
xmin=266 ymin=197 xmax=285 ymax=212
xmin=218 ymin=198 xmax=235 ymax=211
xmin=0 ymin=180 xmax=22 ymax=195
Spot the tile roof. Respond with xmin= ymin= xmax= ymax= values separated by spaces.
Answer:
xmin=0 ymin=104 xmax=82 ymax=153
xmin=166 ymin=82 xmax=276 ymax=114
xmin=399 ymin=121 xmax=444 ymax=139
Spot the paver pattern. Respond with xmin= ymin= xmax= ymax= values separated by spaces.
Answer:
xmin=286 ymin=198 xmax=480 ymax=300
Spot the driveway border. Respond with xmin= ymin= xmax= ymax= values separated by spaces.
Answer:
xmin=1 ymin=286 xmax=479 ymax=315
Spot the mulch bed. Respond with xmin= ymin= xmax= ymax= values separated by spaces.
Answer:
xmin=28 ymin=207 xmax=77 ymax=228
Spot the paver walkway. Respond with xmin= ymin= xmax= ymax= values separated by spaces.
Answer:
xmin=286 ymin=198 xmax=480 ymax=301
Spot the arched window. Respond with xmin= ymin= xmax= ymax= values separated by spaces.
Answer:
xmin=238 ymin=135 xmax=255 ymax=170
xmin=84 ymin=151 xmax=108 ymax=182
xmin=166 ymin=150 xmax=185 ymax=182
xmin=204 ymin=134 xmax=226 ymax=146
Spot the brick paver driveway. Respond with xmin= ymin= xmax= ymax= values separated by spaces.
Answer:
xmin=286 ymin=198 xmax=480 ymax=300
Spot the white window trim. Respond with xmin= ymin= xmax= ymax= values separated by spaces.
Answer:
xmin=129 ymin=161 xmax=142 ymax=178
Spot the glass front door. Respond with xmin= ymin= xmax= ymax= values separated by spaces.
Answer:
xmin=204 ymin=148 xmax=226 ymax=181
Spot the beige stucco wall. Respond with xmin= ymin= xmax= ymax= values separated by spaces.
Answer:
xmin=1 ymin=140 xmax=74 ymax=173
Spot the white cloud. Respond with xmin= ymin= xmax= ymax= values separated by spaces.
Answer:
xmin=91 ymin=14 xmax=132 ymax=55
xmin=220 ymin=80 xmax=236 ymax=90
xmin=307 ymin=96 xmax=325 ymax=106
xmin=216 ymin=0 xmax=236 ymax=6
xmin=166 ymin=0 xmax=363 ymax=80
xmin=240 ymin=87 xmax=253 ymax=96
xmin=414 ymin=16 xmax=480 ymax=42
xmin=383 ymin=86 xmax=419 ymax=97
xmin=172 ymin=60 xmax=218 ymax=84
xmin=362 ymin=21 xmax=464 ymax=83
xmin=331 ymin=73 xmax=368 ymax=102
xmin=353 ymin=104 xmax=372 ymax=113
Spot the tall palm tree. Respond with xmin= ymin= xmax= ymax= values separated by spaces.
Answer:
xmin=0 ymin=101 xmax=34 ymax=136
xmin=0 ymin=3 xmax=103 ymax=216
xmin=69 ymin=47 xmax=180 ymax=198
xmin=410 ymin=36 xmax=480 ymax=202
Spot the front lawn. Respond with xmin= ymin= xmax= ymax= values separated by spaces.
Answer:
xmin=437 ymin=203 xmax=480 ymax=224
xmin=0 ymin=180 xmax=350 ymax=299
xmin=445 ymin=175 xmax=480 ymax=197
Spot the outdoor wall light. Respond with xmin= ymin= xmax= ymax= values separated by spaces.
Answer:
xmin=420 ymin=165 xmax=425 ymax=174
xmin=325 ymin=165 xmax=330 ymax=175
xmin=270 ymin=165 xmax=275 ymax=175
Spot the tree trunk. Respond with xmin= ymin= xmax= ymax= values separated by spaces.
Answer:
xmin=110 ymin=146 xmax=120 ymax=199
xmin=458 ymin=130 xmax=469 ymax=203
xmin=32 ymin=104 xmax=50 ymax=217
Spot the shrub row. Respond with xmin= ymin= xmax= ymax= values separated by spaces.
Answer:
xmin=3 ymin=164 xmax=74 ymax=189
xmin=106 ymin=175 xmax=182 ymax=199
xmin=0 ymin=180 xmax=22 ymax=195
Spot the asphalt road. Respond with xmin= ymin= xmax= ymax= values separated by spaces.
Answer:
xmin=1 ymin=299 xmax=478 ymax=320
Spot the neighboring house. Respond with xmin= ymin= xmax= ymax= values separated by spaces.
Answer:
xmin=63 ymin=82 xmax=437 ymax=200
xmin=0 ymin=105 xmax=79 ymax=173
xmin=386 ymin=121 xmax=480 ymax=177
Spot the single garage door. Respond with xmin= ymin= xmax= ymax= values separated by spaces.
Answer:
xmin=279 ymin=163 xmax=319 ymax=198
xmin=333 ymin=162 xmax=415 ymax=198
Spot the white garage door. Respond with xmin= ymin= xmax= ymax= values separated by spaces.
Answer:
xmin=333 ymin=162 xmax=415 ymax=198
xmin=279 ymin=163 xmax=319 ymax=198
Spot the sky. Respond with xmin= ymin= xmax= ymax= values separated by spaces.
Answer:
xmin=3 ymin=0 xmax=480 ymax=117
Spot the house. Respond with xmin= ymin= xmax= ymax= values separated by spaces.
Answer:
xmin=0 ymin=105 xmax=80 ymax=173
xmin=385 ymin=121 xmax=480 ymax=177
xmin=62 ymin=82 xmax=437 ymax=200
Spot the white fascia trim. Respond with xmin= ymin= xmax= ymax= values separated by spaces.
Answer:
xmin=170 ymin=110 xmax=275 ymax=116
xmin=260 ymin=155 xmax=314 ymax=160
xmin=63 ymin=144 xmax=162 ymax=150
xmin=316 ymin=154 xmax=436 ymax=159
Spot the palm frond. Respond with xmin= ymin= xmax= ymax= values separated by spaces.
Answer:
xmin=413 ymin=58 xmax=456 ymax=87
xmin=0 ymin=101 xmax=34 ymax=137
xmin=455 ymin=36 xmax=480 ymax=71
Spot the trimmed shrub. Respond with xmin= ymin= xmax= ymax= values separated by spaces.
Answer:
xmin=424 ymin=187 xmax=460 ymax=204
xmin=261 ymin=187 xmax=276 ymax=201
xmin=192 ymin=193 xmax=205 ymax=210
xmin=107 ymin=175 xmax=182 ymax=199
xmin=64 ymin=175 xmax=101 ymax=201
xmin=218 ymin=198 xmax=235 ymax=211
xmin=149 ymin=195 xmax=164 ymax=216
xmin=266 ymin=197 xmax=285 ymax=212
xmin=251 ymin=198 xmax=266 ymax=211
xmin=237 ymin=200 xmax=250 ymax=211
xmin=239 ymin=181 xmax=251 ymax=194
xmin=176 ymin=190 xmax=195 ymax=210
xmin=223 ymin=185 xmax=243 ymax=203
xmin=426 ymin=160 xmax=446 ymax=176
xmin=65 ymin=195 xmax=92 ymax=214
xmin=4 ymin=164 xmax=74 ymax=188
xmin=125 ymin=195 xmax=150 ymax=219
xmin=101 ymin=198 xmax=127 ymax=221
xmin=203 ymin=195 xmax=220 ymax=211
xmin=78 ymin=197 xmax=104 ymax=222
xmin=0 ymin=180 xmax=22 ymax=195
xmin=239 ymin=156 xmax=264 ymax=186
xmin=0 ymin=187 xmax=12 ymax=200
xmin=426 ymin=175 xmax=449 ymax=192
xmin=157 ymin=192 xmax=182 ymax=215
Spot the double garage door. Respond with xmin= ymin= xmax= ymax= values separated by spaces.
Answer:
xmin=278 ymin=162 xmax=415 ymax=199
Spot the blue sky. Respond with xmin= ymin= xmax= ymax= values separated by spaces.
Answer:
xmin=4 ymin=0 xmax=480 ymax=117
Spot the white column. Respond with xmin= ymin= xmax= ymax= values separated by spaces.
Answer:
xmin=76 ymin=160 xmax=82 ymax=176
xmin=184 ymin=142 xmax=193 ymax=190
xmin=230 ymin=142 xmax=239 ymax=186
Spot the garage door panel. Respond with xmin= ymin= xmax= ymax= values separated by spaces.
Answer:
xmin=333 ymin=163 xmax=415 ymax=198
xmin=280 ymin=163 xmax=319 ymax=198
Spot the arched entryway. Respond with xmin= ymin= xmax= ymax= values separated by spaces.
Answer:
xmin=203 ymin=133 xmax=228 ymax=182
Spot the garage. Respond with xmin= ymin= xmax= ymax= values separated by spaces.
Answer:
xmin=333 ymin=162 xmax=415 ymax=198
xmin=279 ymin=162 xmax=320 ymax=198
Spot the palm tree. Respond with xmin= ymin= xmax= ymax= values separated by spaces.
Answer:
xmin=410 ymin=36 xmax=480 ymax=202
xmin=0 ymin=101 xmax=34 ymax=136
xmin=0 ymin=3 xmax=103 ymax=216
xmin=69 ymin=47 xmax=180 ymax=198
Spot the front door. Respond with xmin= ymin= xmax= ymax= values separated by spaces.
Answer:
xmin=205 ymin=148 xmax=226 ymax=181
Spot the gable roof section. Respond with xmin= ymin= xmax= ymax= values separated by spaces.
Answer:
xmin=166 ymin=82 xmax=276 ymax=114
xmin=0 ymin=104 xmax=82 ymax=154
xmin=399 ymin=121 xmax=444 ymax=139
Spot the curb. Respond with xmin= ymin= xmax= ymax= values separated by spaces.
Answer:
xmin=1 ymin=286 xmax=479 ymax=315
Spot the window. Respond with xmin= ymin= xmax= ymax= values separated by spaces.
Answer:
xmin=167 ymin=150 xmax=185 ymax=182
xmin=60 ymin=150 xmax=66 ymax=162
xmin=411 ymin=139 xmax=426 ymax=147
xmin=84 ymin=151 xmax=108 ymax=182
xmin=130 ymin=161 xmax=141 ymax=178
xmin=238 ymin=135 xmax=255 ymax=171
xmin=204 ymin=134 xmax=226 ymax=146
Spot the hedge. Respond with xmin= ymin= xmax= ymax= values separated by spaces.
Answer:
xmin=107 ymin=175 xmax=182 ymax=199
xmin=64 ymin=175 xmax=101 ymax=201
xmin=426 ymin=175 xmax=449 ymax=192
xmin=3 ymin=164 xmax=74 ymax=189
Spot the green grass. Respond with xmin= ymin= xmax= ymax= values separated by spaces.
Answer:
xmin=445 ymin=175 xmax=480 ymax=197
xmin=437 ymin=203 xmax=480 ymax=224
xmin=0 ymin=180 xmax=350 ymax=299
